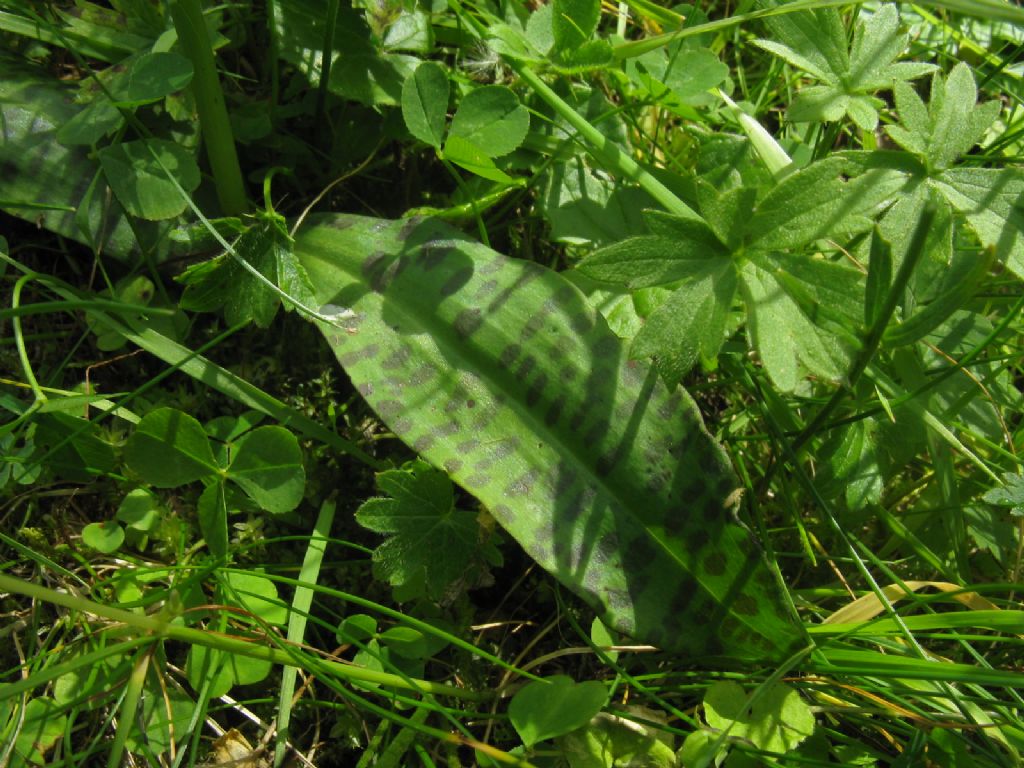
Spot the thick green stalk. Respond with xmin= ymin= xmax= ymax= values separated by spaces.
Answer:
xmin=0 ymin=572 xmax=483 ymax=701
xmin=170 ymin=0 xmax=248 ymax=216
xmin=512 ymin=65 xmax=700 ymax=219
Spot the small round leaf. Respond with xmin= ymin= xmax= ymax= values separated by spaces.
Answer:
xmin=508 ymin=675 xmax=607 ymax=747
xmin=226 ymin=426 xmax=304 ymax=513
xmin=402 ymin=61 xmax=449 ymax=148
xmin=125 ymin=407 xmax=218 ymax=487
xmin=82 ymin=521 xmax=125 ymax=553
xmin=448 ymin=85 xmax=529 ymax=158
xmin=338 ymin=613 xmax=378 ymax=644
xmin=97 ymin=139 xmax=200 ymax=220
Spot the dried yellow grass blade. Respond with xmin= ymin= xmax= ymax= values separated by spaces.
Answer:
xmin=823 ymin=581 xmax=1001 ymax=625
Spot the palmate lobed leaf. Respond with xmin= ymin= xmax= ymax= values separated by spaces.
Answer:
xmin=355 ymin=460 xmax=501 ymax=601
xmin=757 ymin=4 xmax=935 ymax=130
xmin=294 ymin=214 xmax=804 ymax=661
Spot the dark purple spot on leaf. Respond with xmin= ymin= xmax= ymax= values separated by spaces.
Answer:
xmin=399 ymin=216 xmax=423 ymax=239
xmin=454 ymin=308 xmax=483 ymax=339
xmin=375 ymin=258 xmax=411 ymax=293
xmin=440 ymin=266 xmax=473 ymax=297
xmin=584 ymin=418 xmax=609 ymax=447
xmin=595 ymin=447 xmax=621 ymax=476
xmin=733 ymin=595 xmax=759 ymax=616
xmin=720 ymin=616 xmax=743 ymax=641
xmin=474 ymin=279 xmax=500 ymax=300
xmin=593 ymin=335 xmax=618 ymax=358
xmin=569 ymin=407 xmax=587 ymax=432
xmin=362 ymin=251 xmax=387 ymax=279
xmin=382 ymin=347 xmax=411 ymax=370
xmin=668 ymin=587 xmax=695 ymax=616
xmin=505 ymin=468 xmax=539 ymax=497
xmin=624 ymin=536 xmax=657 ymax=566
xmin=338 ymin=343 xmax=379 ymax=366
xmin=702 ymin=551 xmax=727 ymax=577
xmin=413 ymin=434 xmax=436 ymax=452
xmin=500 ymin=344 xmax=521 ymax=368
xmin=456 ymin=438 xmax=480 ymax=454
xmin=663 ymin=509 xmax=687 ymax=537
xmin=569 ymin=309 xmax=595 ymax=335
xmin=657 ymin=393 xmax=682 ymax=421
xmin=376 ymin=400 xmax=403 ymax=419
xmin=526 ymin=373 xmax=547 ymax=407
xmin=516 ymin=356 xmax=536 ymax=381
xmin=545 ymin=397 xmax=564 ymax=427
xmin=420 ymin=244 xmax=455 ymax=271
xmin=521 ymin=309 xmax=550 ymax=341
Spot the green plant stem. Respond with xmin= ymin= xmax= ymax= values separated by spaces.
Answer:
xmin=0 ymin=572 xmax=483 ymax=701
xmin=0 ymin=299 xmax=176 ymax=321
xmin=447 ymin=0 xmax=698 ymax=219
xmin=108 ymin=649 xmax=150 ymax=768
xmin=275 ymin=499 xmax=335 ymax=768
xmin=612 ymin=0 xmax=1024 ymax=60
xmin=786 ymin=205 xmax=936 ymax=463
xmin=170 ymin=0 xmax=248 ymax=216
xmin=512 ymin=64 xmax=698 ymax=219
xmin=11 ymin=273 xmax=44 ymax=404
xmin=315 ymin=0 xmax=339 ymax=131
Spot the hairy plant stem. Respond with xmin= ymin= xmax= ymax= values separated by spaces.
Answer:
xmin=170 ymin=0 xmax=248 ymax=216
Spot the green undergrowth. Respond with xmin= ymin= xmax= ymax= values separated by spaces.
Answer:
xmin=1 ymin=0 xmax=1024 ymax=766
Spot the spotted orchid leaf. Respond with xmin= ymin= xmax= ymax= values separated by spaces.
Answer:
xmin=293 ymin=214 xmax=804 ymax=661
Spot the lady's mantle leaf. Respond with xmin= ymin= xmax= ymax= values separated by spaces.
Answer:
xmin=295 ymin=214 xmax=805 ymax=660
xmin=178 ymin=213 xmax=316 ymax=328
xmin=756 ymin=4 xmax=935 ymax=130
xmin=355 ymin=460 xmax=501 ymax=601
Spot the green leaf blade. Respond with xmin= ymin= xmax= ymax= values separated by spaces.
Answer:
xmin=401 ymin=61 xmax=449 ymax=148
xmin=124 ymin=407 xmax=219 ymax=487
xmin=295 ymin=214 xmax=804 ymax=660
xmin=97 ymin=139 xmax=200 ymax=221
xmin=226 ymin=425 xmax=305 ymax=514
xmin=551 ymin=0 xmax=601 ymax=54
xmin=509 ymin=675 xmax=607 ymax=747
xmin=447 ymin=85 xmax=530 ymax=158
xmin=356 ymin=461 xmax=498 ymax=600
